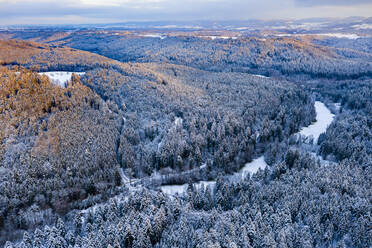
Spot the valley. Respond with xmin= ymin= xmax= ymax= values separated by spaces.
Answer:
xmin=160 ymin=99 xmax=335 ymax=196
xmin=0 ymin=18 xmax=371 ymax=248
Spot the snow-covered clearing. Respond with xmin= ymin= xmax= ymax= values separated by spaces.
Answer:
xmin=200 ymin=163 xmax=207 ymax=169
xmin=140 ymin=34 xmax=167 ymax=39
xmin=319 ymin=33 xmax=361 ymax=39
xmin=160 ymin=180 xmax=216 ymax=196
xmin=160 ymin=184 xmax=187 ymax=196
xmin=199 ymin=36 xmax=237 ymax=40
xmin=275 ymin=33 xmax=361 ymax=39
xmin=287 ymin=22 xmax=326 ymax=30
xmin=253 ymin=74 xmax=269 ymax=78
xmin=352 ymin=24 xmax=372 ymax=30
xmin=153 ymin=25 xmax=203 ymax=29
xmin=298 ymin=101 xmax=334 ymax=143
xmin=38 ymin=71 xmax=85 ymax=87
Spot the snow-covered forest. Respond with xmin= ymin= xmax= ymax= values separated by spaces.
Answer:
xmin=0 ymin=24 xmax=371 ymax=247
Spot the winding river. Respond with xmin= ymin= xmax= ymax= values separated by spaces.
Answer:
xmin=160 ymin=101 xmax=335 ymax=196
xmin=298 ymin=101 xmax=335 ymax=143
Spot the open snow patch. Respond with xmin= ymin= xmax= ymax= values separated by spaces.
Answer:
xmin=160 ymin=180 xmax=216 ymax=196
xmin=200 ymin=163 xmax=207 ymax=169
xmin=319 ymin=33 xmax=361 ymax=39
xmin=253 ymin=74 xmax=269 ymax=78
xmin=174 ymin=117 xmax=183 ymax=127
xmin=352 ymin=24 xmax=372 ymax=30
xmin=160 ymin=184 xmax=188 ymax=195
xmin=39 ymin=71 xmax=85 ymax=88
xmin=199 ymin=36 xmax=237 ymax=40
xmin=140 ymin=34 xmax=167 ymax=39
xmin=275 ymin=33 xmax=361 ymax=39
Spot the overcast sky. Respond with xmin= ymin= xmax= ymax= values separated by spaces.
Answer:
xmin=0 ymin=0 xmax=371 ymax=25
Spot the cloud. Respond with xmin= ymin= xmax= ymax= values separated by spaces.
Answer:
xmin=295 ymin=0 xmax=372 ymax=7
xmin=0 ymin=0 xmax=371 ymax=25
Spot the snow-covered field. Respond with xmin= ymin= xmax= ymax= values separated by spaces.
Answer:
xmin=275 ymin=33 xmax=361 ymax=39
xmin=319 ymin=33 xmax=361 ymax=39
xmin=253 ymin=74 xmax=269 ymax=78
xmin=139 ymin=34 xmax=167 ymax=39
xmin=299 ymin=101 xmax=335 ymax=143
xmin=352 ymin=24 xmax=372 ymax=30
xmin=39 ymin=71 xmax=85 ymax=87
xmin=160 ymin=180 xmax=216 ymax=196
xmin=199 ymin=36 xmax=238 ymax=40
xmin=153 ymin=25 xmax=203 ymax=29
xmin=160 ymin=184 xmax=187 ymax=195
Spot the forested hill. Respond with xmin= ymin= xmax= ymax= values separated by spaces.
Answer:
xmin=0 ymin=39 xmax=317 ymax=246
xmin=2 ymin=31 xmax=371 ymax=80
xmin=83 ymin=62 xmax=315 ymax=179
xmin=0 ymin=39 xmax=118 ymax=71
xmin=0 ymin=24 xmax=370 ymax=246
xmin=72 ymin=36 xmax=371 ymax=79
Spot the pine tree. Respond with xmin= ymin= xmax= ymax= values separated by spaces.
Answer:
xmin=22 ymin=231 xmax=33 ymax=248
xmin=33 ymin=228 xmax=44 ymax=248
xmin=56 ymin=218 xmax=66 ymax=238
xmin=4 ymin=241 xmax=14 ymax=248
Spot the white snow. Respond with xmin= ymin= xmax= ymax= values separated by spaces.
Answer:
xmin=195 ymin=181 xmax=215 ymax=190
xmin=319 ymin=33 xmax=361 ymax=39
xmin=174 ymin=117 xmax=183 ymax=127
xmin=38 ymin=71 xmax=85 ymax=88
xmin=298 ymin=101 xmax=334 ymax=143
xmin=234 ymin=27 xmax=250 ymax=30
xmin=334 ymin=103 xmax=341 ymax=111
xmin=153 ymin=25 xmax=203 ymax=29
xmin=309 ymin=152 xmax=336 ymax=167
xmin=253 ymin=74 xmax=269 ymax=78
xmin=161 ymin=101 xmax=335 ymax=196
xmin=160 ymin=180 xmax=216 ymax=196
xmin=161 ymin=157 xmax=266 ymax=195
xmin=119 ymin=168 xmax=130 ymax=184
xmin=233 ymin=156 xmax=268 ymax=179
xmin=275 ymin=33 xmax=361 ymax=39
xmin=200 ymin=163 xmax=207 ymax=169
xmin=275 ymin=34 xmax=294 ymax=37
xmin=195 ymin=181 xmax=216 ymax=193
xmin=140 ymin=34 xmax=167 ymax=39
xmin=352 ymin=24 xmax=372 ymax=30
xmin=287 ymin=22 xmax=326 ymax=30
xmin=199 ymin=36 xmax=238 ymax=40
xmin=160 ymin=184 xmax=188 ymax=195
